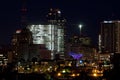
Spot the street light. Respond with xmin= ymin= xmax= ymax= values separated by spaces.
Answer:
xmin=79 ymin=24 xmax=82 ymax=35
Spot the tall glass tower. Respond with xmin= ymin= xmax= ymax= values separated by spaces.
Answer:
xmin=27 ymin=24 xmax=64 ymax=59
xmin=46 ymin=8 xmax=66 ymax=59
xmin=27 ymin=8 xmax=66 ymax=59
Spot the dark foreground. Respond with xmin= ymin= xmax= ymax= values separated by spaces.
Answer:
xmin=0 ymin=69 xmax=120 ymax=80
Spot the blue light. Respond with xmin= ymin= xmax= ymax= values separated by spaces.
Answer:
xmin=69 ymin=52 xmax=83 ymax=60
xmin=79 ymin=60 xmax=83 ymax=64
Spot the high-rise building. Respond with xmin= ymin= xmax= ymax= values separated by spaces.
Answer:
xmin=100 ymin=20 xmax=120 ymax=54
xmin=32 ymin=8 xmax=66 ymax=59
xmin=11 ymin=28 xmax=33 ymax=61
xmin=11 ymin=27 xmax=51 ymax=61
xmin=11 ymin=8 xmax=66 ymax=61
xmin=46 ymin=8 xmax=67 ymax=56
xmin=27 ymin=24 xmax=65 ymax=59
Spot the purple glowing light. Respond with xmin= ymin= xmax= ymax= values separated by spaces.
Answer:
xmin=69 ymin=52 xmax=83 ymax=60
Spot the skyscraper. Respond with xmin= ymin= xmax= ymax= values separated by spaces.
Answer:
xmin=26 ymin=8 xmax=67 ymax=59
xmin=11 ymin=28 xmax=33 ymax=61
xmin=27 ymin=24 xmax=65 ymax=59
xmin=12 ymin=8 xmax=66 ymax=60
xmin=100 ymin=20 xmax=120 ymax=54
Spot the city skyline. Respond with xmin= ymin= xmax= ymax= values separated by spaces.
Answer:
xmin=0 ymin=0 xmax=120 ymax=45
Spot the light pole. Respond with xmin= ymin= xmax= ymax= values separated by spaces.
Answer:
xmin=79 ymin=24 xmax=82 ymax=35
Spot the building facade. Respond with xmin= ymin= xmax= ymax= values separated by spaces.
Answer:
xmin=46 ymin=8 xmax=67 ymax=59
xmin=11 ymin=28 xmax=33 ymax=61
xmin=100 ymin=20 xmax=120 ymax=53
xmin=27 ymin=24 xmax=65 ymax=59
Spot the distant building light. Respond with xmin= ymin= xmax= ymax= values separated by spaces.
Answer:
xmin=16 ymin=30 xmax=21 ymax=33
xmin=103 ymin=21 xmax=113 ymax=23
xmin=0 ymin=54 xmax=3 ymax=56
xmin=49 ymin=13 xmax=52 ymax=15
xmin=3 ymin=59 xmax=8 ymax=61
xmin=57 ymin=11 xmax=61 ymax=14
xmin=80 ymin=60 xmax=83 ymax=64
xmin=117 ymin=21 xmax=120 ymax=23
xmin=110 ymin=53 xmax=114 ymax=55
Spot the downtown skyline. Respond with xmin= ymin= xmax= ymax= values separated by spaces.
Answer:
xmin=0 ymin=0 xmax=120 ymax=45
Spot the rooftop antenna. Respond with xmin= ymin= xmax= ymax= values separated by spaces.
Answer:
xmin=21 ymin=0 xmax=28 ymax=27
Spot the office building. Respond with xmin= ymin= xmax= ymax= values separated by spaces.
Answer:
xmin=11 ymin=28 xmax=33 ymax=61
xmin=27 ymin=8 xmax=66 ymax=59
xmin=100 ymin=20 xmax=120 ymax=54
xmin=27 ymin=24 xmax=65 ymax=59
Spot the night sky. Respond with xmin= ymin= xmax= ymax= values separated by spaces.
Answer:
xmin=0 ymin=0 xmax=120 ymax=45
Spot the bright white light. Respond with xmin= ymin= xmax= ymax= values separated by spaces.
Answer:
xmin=58 ymin=11 xmax=61 ymax=14
xmin=79 ymin=24 xmax=83 ymax=35
xmin=103 ymin=21 xmax=113 ymax=23
xmin=79 ymin=24 xmax=82 ymax=29
xmin=16 ymin=30 xmax=21 ymax=34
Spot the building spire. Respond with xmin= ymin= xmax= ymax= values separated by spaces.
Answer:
xmin=21 ymin=0 xmax=28 ymax=27
xmin=46 ymin=8 xmax=66 ymax=25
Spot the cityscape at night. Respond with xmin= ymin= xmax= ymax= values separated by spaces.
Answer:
xmin=0 ymin=0 xmax=120 ymax=80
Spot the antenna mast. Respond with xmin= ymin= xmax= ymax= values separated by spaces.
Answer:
xmin=21 ymin=0 xmax=27 ymax=27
